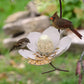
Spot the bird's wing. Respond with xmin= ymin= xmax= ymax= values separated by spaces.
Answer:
xmin=57 ymin=19 xmax=73 ymax=28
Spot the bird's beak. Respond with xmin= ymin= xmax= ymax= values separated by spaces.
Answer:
xmin=50 ymin=17 xmax=53 ymax=20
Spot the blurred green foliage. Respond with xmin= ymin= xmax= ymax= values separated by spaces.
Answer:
xmin=62 ymin=0 xmax=84 ymax=28
xmin=37 ymin=0 xmax=84 ymax=28
xmin=0 ymin=0 xmax=31 ymax=30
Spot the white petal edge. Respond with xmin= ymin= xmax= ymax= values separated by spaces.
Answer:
xmin=26 ymin=32 xmax=41 ymax=44
xmin=55 ymin=36 xmax=71 ymax=57
xmin=55 ymin=47 xmax=66 ymax=57
xmin=27 ymin=43 xmax=38 ymax=52
xmin=43 ymin=26 xmax=60 ymax=48
xmin=18 ymin=49 xmax=35 ymax=59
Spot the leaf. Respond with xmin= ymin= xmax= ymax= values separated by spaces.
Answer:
xmin=18 ymin=63 xmax=25 ymax=69
xmin=0 ymin=73 xmax=7 ymax=80
xmin=27 ymin=80 xmax=32 ymax=84
xmin=10 ymin=60 xmax=17 ymax=67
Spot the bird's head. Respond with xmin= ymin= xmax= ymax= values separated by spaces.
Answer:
xmin=50 ymin=12 xmax=59 ymax=21
xmin=24 ymin=38 xmax=30 ymax=43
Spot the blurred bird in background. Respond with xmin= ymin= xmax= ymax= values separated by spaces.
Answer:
xmin=10 ymin=38 xmax=30 ymax=52
xmin=50 ymin=12 xmax=82 ymax=39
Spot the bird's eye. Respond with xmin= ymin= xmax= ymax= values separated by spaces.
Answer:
xmin=53 ymin=17 xmax=55 ymax=20
xmin=52 ymin=17 xmax=55 ymax=21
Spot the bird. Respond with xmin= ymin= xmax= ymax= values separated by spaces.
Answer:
xmin=9 ymin=38 xmax=30 ymax=52
xmin=50 ymin=12 xmax=82 ymax=39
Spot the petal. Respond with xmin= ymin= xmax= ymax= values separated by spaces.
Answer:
xmin=55 ymin=36 xmax=71 ymax=57
xmin=18 ymin=49 xmax=35 ymax=59
xmin=27 ymin=43 xmax=38 ymax=52
xmin=26 ymin=32 xmax=41 ymax=51
xmin=55 ymin=47 xmax=66 ymax=57
xmin=58 ymin=36 xmax=71 ymax=51
xmin=26 ymin=32 xmax=41 ymax=44
xmin=43 ymin=26 xmax=60 ymax=48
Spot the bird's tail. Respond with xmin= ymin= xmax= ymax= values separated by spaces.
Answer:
xmin=70 ymin=27 xmax=82 ymax=39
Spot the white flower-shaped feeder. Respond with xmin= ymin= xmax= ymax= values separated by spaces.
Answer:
xmin=18 ymin=26 xmax=71 ymax=65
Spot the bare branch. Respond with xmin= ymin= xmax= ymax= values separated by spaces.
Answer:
xmin=59 ymin=0 xmax=62 ymax=18
xmin=42 ymin=62 xmax=69 ymax=74
xmin=80 ymin=51 xmax=84 ymax=73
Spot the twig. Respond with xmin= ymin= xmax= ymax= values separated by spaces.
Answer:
xmin=59 ymin=0 xmax=62 ymax=18
xmin=80 ymin=51 xmax=84 ymax=73
xmin=42 ymin=62 xmax=69 ymax=74
xmin=58 ymin=0 xmax=62 ymax=32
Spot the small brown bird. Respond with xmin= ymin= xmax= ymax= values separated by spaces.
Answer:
xmin=50 ymin=12 xmax=82 ymax=39
xmin=10 ymin=38 xmax=30 ymax=52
